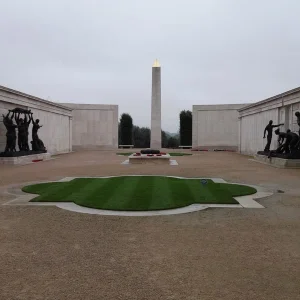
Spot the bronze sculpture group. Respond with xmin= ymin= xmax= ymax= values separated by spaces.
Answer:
xmin=263 ymin=120 xmax=284 ymax=152
xmin=259 ymin=111 xmax=300 ymax=159
xmin=1 ymin=108 xmax=46 ymax=156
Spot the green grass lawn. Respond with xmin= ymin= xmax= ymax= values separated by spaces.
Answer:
xmin=117 ymin=152 xmax=192 ymax=156
xmin=22 ymin=176 xmax=256 ymax=211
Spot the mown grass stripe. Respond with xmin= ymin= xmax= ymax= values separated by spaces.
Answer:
xmin=100 ymin=176 xmax=141 ymax=210
xmin=199 ymin=180 xmax=216 ymax=202
xmin=199 ymin=181 xmax=221 ymax=203
xmin=121 ymin=176 xmax=155 ymax=211
xmin=42 ymin=179 xmax=88 ymax=202
xmin=75 ymin=177 xmax=127 ymax=209
xmin=23 ymin=182 xmax=66 ymax=196
xmin=167 ymin=178 xmax=195 ymax=208
xmin=68 ymin=178 xmax=108 ymax=203
xmin=29 ymin=182 xmax=72 ymax=202
xmin=186 ymin=179 xmax=207 ymax=204
xmin=148 ymin=176 xmax=173 ymax=210
xmin=220 ymin=183 xmax=256 ymax=197
xmin=206 ymin=183 xmax=237 ymax=204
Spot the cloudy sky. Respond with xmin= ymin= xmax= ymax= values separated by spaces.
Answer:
xmin=0 ymin=0 xmax=299 ymax=132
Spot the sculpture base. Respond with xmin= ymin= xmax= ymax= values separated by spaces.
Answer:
xmin=0 ymin=152 xmax=51 ymax=165
xmin=129 ymin=153 xmax=170 ymax=164
xmin=254 ymin=154 xmax=300 ymax=169
xmin=0 ymin=150 xmax=47 ymax=157
xmin=257 ymin=150 xmax=300 ymax=159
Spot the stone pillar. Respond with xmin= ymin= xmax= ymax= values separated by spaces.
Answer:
xmin=150 ymin=59 xmax=161 ymax=149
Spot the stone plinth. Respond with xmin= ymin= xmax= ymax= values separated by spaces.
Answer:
xmin=0 ymin=152 xmax=51 ymax=165
xmin=129 ymin=154 xmax=170 ymax=164
xmin=254 ymin=154 xmax=300 ymax=169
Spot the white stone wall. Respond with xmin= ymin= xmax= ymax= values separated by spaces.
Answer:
xmin=239 ymin=88 xmax=300 ymax=155
xmin=192 ymin=104 xmax=247 ymax=150
xmin=61 ymin=104 xmax=118 ymax=150
xmin=0 ymin=86 xmax=72 ymax=154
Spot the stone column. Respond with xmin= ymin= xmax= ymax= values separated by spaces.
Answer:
xmin=150 ymin=59 xmax=161 ymax=149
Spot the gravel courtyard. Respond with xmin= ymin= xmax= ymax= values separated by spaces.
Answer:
xmin=1 ymin=150 xmax=299 ymax=300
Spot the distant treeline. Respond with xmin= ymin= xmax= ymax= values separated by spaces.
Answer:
xmin=118 ymin=110 xmax=192 ymax=148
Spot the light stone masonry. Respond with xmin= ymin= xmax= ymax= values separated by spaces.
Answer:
xmin=192 ymin=104 xmax=247 ymax=150
xmin=150 ymin=60 xmax=162 ymax=149
xmin=61 ymin=103 xmax=118 ymax=150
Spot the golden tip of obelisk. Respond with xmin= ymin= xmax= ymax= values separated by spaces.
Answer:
xmin=153 ymin=59 xmax=160 ymax=67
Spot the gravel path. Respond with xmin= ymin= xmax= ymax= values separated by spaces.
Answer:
xmin=1 ymin=150 xmax=299 ymax=300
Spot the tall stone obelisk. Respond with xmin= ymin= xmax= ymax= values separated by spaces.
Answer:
xmin=150 ymin=59 xmax=161 ymax=149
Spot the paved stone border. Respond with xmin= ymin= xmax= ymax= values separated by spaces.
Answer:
xmin=2 ymin=176 xmax=272 ymax=216
xmin=170 ymin=159 xmax=178 ymax=166
xmin=121 ymin=159 xmax=178 ymax=166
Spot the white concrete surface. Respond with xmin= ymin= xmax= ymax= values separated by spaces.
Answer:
xmin=0 ymin=85 xmax=72 ymax=154
xmin=3 ymin=176 xmax=272 ymax=216
xmin=0 ymin=152 xmax=51 ymax=165
xmin=239 ymin=87 xmax=300 ymax=155
xmin=150 ymin=64 xmax=161 ymax=149
xmin=170 ymin=159 xmax=178 ymax=166
xmin=192 ymin=104 xmax=247 ymax=150
xmin=62 ymin=103 xmax=118 ymax=150
xmin=252 ymin=155 xmax=300 ymax=169
xmin=55 ymin=203 xmax=212 ymax=216
xmin=235 ymin=195 xmax=264 ymax=208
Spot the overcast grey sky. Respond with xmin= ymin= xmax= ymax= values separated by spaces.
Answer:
xmin=0 ymin=0 xmax=300 ymax=132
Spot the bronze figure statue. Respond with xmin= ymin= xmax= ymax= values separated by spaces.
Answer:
xmin=295 ymin=112 xmax=300 ymax=149
xmin=2 ymin=111 xmax=17 ymax=153
xmin=270 ymin=129 xmax=289 ymax=156
xmin=29 ymin=113 xmax=46 ymax=151
xmin=15 ymin=112 xmax=31 ymax=151
xmin=267 ymin=128 xmax=299 ymax=158
xmin=286 ymin=129 xmax=299 ymax=151
xmin=275 ymin=128 xmax=286 ymax=146
xmin=263 ymin=120 xmax=284 ymax=152
xmin=11 ymin=108 xmax=31 ymax=114
xmin=296 ymin=111 xmax=300 ymax=129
